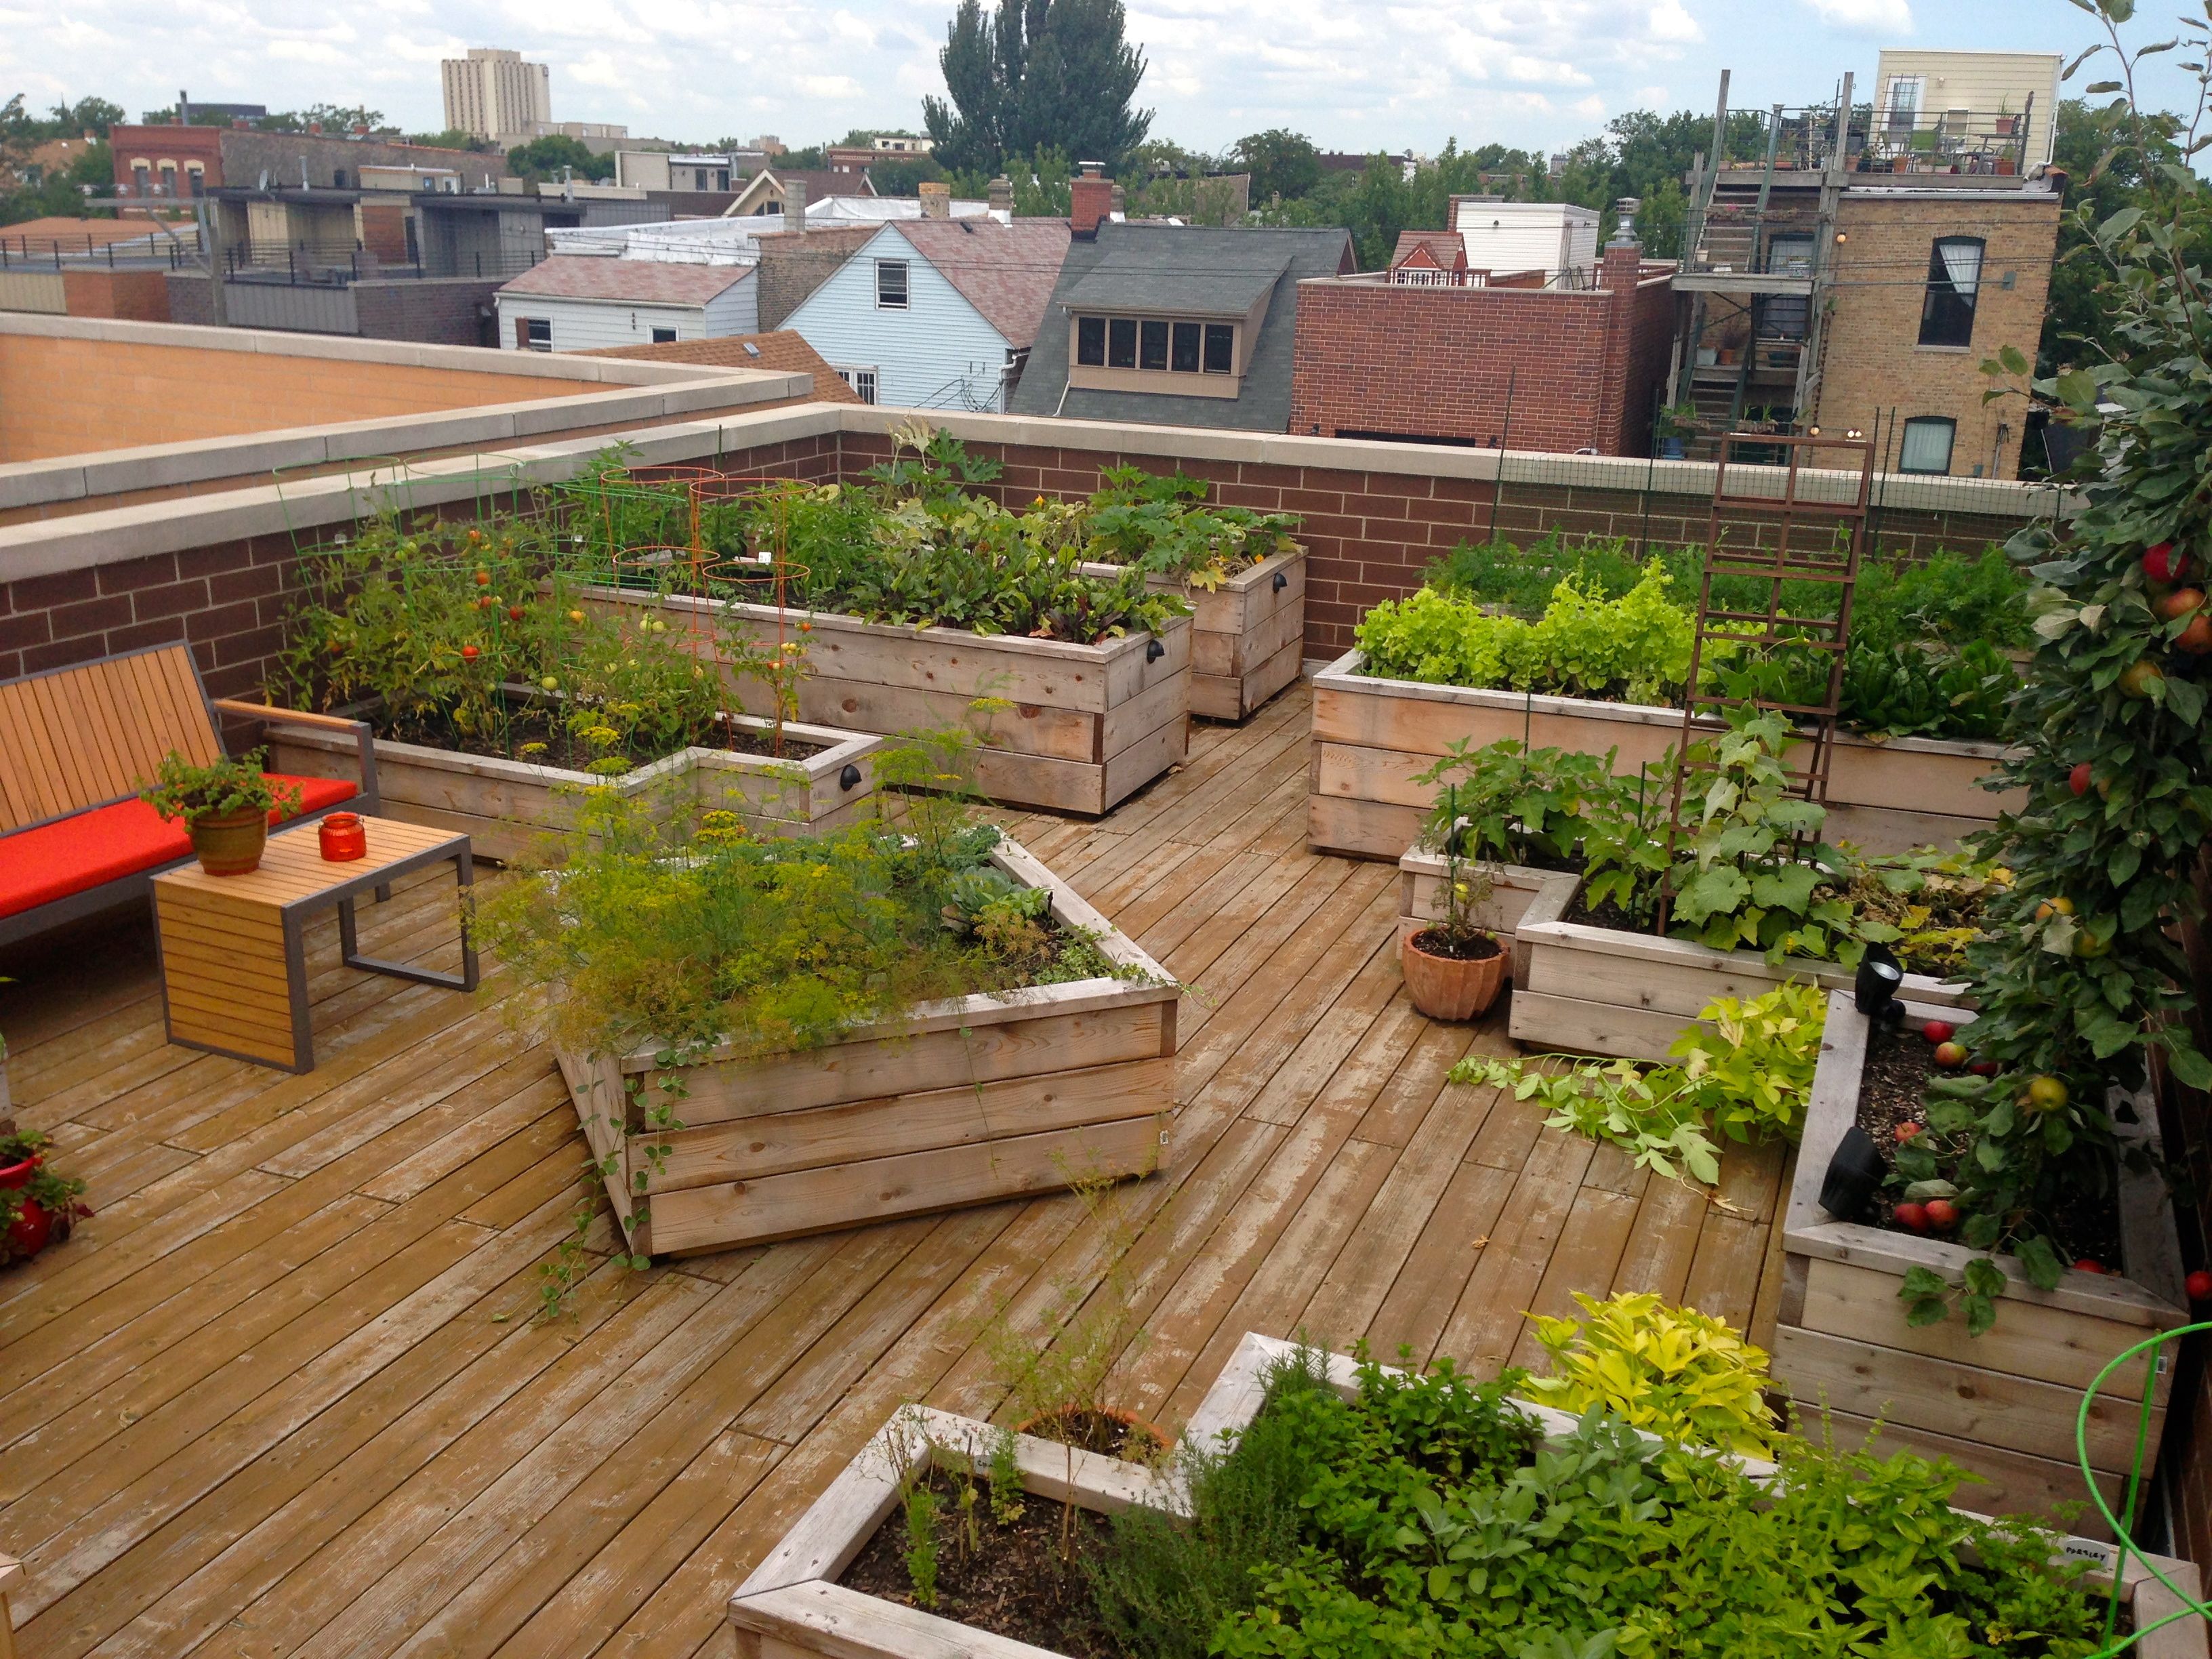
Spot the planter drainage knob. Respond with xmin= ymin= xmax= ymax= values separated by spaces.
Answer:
xmin=1146 ymin=638 xmax=1166 ymax=663
xmin=839 ymin=763 xmax=863 ymax=792
xmin=1273 ymin=569 xmax=1289 ymax=592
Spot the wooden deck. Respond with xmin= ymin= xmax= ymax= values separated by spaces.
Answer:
xmin=0 ymin=680 xmax=1788 ymax=1659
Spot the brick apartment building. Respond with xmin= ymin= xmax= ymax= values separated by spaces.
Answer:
xmin=108 ymin=125 xmax=512 ymax=203
xmin=1289 ymin=237 xmax=1677 ymax=455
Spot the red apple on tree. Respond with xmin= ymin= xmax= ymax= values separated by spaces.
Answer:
xmin=2146 ymin=543 xmax=2189 ymax=584
xmin=1893 ymin=1202 xmax=1929 ymax=1233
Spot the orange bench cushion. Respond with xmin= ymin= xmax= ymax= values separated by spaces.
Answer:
xmin=0 ymin=776 xmax=358 ymax=920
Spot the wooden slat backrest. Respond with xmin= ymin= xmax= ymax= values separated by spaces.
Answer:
xmin=0 ymin=646 xmax=222 ymax=833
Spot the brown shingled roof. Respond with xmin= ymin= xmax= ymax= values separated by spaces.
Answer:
xmin=886 ymin=218 xmax=1071 ymax=349
xmin=497 ymin=256 xmax=756 ymax=306
xmin=575 ymin=330 xmax=863 ymax=405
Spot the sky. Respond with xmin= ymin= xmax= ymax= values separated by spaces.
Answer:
xmin=4 ymin=0 xmax=2203 ymax=158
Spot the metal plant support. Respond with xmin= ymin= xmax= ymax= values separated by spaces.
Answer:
xmin=1658 ymin=431 xmax=1874 ymax=922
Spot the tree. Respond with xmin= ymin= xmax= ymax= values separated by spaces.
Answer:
xmin=1232 ymin=129 xmax=1320 ymax=202
xmin=2039 ymin=96 xmax=2194 ymax=374
xmin=405 ymin=128 xmax=499 ymax=154
xmin=924 ymin=0 xmax=1151 ymax=176
xmin=506 ymin=134 xmax=615 ymax=184
xmin=870 ymin=155 xmax=947 ymax=197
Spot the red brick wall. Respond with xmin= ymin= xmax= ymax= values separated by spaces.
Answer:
xmin=0 ymin=433 xmax=842 ymax=703
xmin=60 ymin=268 xmax=171 ymax=323
xmin=0 ymin=426 xmax=2039 ymax=702
xmin=1290 ymin=244 xmax=1675 ymax=456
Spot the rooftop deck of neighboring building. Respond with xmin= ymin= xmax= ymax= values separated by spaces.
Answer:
xmin=0 ymin=680 xmax=1788 ymax=1659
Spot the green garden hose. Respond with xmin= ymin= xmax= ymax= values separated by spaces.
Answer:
xmin=2074 ymin=1320 xmax=2212 ymax=1654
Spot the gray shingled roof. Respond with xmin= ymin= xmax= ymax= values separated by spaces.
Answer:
xmin=1010 ymin=224 xmax=1353 ymax=433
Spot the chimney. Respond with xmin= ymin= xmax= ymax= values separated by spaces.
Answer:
xmin=308 ymin=121 xmax=323 ymax=136
xmin=232 ymin=117 xmax=251 ymax=130
xmin=1109 ymin=181 xmax=1126 ymax=216
xmin=785 ymin=178 xmax=807 ymax=233
xmin=177 ymin=89 xmax=189 ymax=126
xmin=988 ymin=173 xmax=1012 ymax=216
xmin=918 ymin=180 xmax=951 ymax=219
xmin=1606 ymin=197 xmax=1641 ymax=247
xmin=1069 ymin=162 xmax=1113 ymax=239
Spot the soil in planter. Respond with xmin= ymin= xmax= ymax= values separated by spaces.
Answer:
xmin=377 ymin=704 xmax=827 ymax=775
xmin=842 ymin=1477 xmax=1123 ymax=1658
xmin=1857 ymin=1018 xmax=2123 ymax=1266
xmin=1409 ymin=926 xmax=1504 ymax=963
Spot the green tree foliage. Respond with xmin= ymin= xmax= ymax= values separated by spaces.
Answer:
xmin=1 ymin=94 xmax=123 ymax=141
xmin=505 ymin=134 xmax=615 ymax=184
xmin=869 ymin=154 xmax=947 ymax=197
xmin=2041 ymin=96 xmax=2194 ymax=373
xmin=1232 ymin=129 xmax=1321 ymax=203
xmin=403 ymin=128 xmax=500 ymax=154
xmin=924 ymin=0 xmax=1152 ymax=176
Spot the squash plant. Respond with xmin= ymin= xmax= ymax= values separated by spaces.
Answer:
xmin=1912 ymin=3 xmax=2212 ymax=1319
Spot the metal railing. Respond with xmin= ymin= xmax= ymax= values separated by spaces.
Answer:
xmin=220 ymin=243 xmax=546 ymax=286
xmin=0 ymin=230 xmax=202 ymax=270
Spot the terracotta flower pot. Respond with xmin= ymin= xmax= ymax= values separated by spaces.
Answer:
xmin=188 ymin=807 xmax=268 ymax=876
xmin=1402 ymin=927 xmax=1507 ymax=1021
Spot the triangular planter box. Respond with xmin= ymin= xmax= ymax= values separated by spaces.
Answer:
xmin=556 ymin=837 xmax=1180 ymax=1258
xmin=729 ymin=1332 xmax=2206 ymax=1659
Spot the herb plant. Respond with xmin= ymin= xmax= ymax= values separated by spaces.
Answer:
xmin=1521 ymin=1290 xmax=1781 ymax=1456
xmin=137 ymin=748 xmax=303 ymax=826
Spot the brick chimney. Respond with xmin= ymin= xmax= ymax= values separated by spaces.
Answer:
xmin=1069 ymin=162 xmax=1113 ymax=238
xmin=918 ymin=180 xmax=951 ymax=219
xmin=988 ymin=174 xmax=1012 ymax=216
xmin=1599 ymin=235 xmax=1644 ymax=291
xmin=785 ymin=178 xmax=807 ymax=232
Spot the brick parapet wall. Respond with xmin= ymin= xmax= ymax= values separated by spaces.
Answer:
xmin=0 ymin=417 xmax=2045 ymax=701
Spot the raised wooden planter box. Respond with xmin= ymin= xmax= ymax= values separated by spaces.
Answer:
xmin=557 ymin=838 xmax=1179 ymax=1258
xmin=1308 ymin=651 xmax=2026 ymax=862
xmin=1509 ymin=876 xmax=1970 ymax=1061
xmin=578 ymin=585 xmax=1191 ymax=817
xmin=1396 ymin=851 xmax=1576 ymax=986
xmin=1082 ymin=546 xmax=1305 ymax=722
xmin=730 ymin=1330 xmax=2206 ymax=1659
xmin=1775 ymin=991 xmax=2190 ymax=1536
xmin=269 ymin=707 xmax=880 ymax=865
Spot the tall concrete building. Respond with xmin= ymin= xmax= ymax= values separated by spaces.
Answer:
xmin=440 ymin=49 xmax=552 ymax=143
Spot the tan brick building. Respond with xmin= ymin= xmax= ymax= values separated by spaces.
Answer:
xmin=1814 ymin=188 xmax=2057 ymax=479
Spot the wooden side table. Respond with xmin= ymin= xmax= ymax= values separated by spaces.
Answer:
xmin=152 ymin=816 xmax=478 ymax=1073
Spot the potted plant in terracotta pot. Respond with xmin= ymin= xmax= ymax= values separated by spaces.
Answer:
xmin=1401 ymin=785 xmax=1507 ymax=1020
xmin=138 ymin=748 xmax=304 ymax=876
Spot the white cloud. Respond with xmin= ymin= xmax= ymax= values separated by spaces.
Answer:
xmin=1800 ymin=0 xmax=1911 ymax=35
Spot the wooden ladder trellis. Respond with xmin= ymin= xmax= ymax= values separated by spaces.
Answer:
xmin=1661 ymin=431 xmax=1875 ymax=893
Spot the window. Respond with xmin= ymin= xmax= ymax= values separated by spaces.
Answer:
xmin=1203 ymin=323 xmax=1234 ymax=373
xmin=1139 ymin=319 xmax=1169 ymax=371
xmin=1898 ymin=416 xmax=1955 ymax=475
xmin=1076 ymin=316 xmax=1106 ymax=366
xmin=1919 ymin=237 xmax=1982 ymax=348
xmin=131 ymin=161 xmax=150 ymax=195
xmin=158 ymin=161 xmax=177 ymax=194
xmin=518 ymin=316 xmax=552 ymax=352
xmin=651 ymin=325 xmax=677 ymax=343
xmin=186 ymin=161 xmax=205 ymax=198
xmin=1171 ymin=321 xmax=1200 ymax=371
xmin=836 ymin=365 xmax=879 ymax=404
xmin=875 ymin=259 xmax=909 ymax=309
xmin=1107 ymin=317 xmax=1137 ymax=368
xmin=332 ymin=168 xmax=347 ymax=189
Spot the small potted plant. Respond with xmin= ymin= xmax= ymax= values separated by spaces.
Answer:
xmin=0 ymin=1129 xmax=88 ymax=1267
xmin=1656 ymin=402 xmax=1699 ymax=460
xmin=1401 ymin=785 xmax=1507 ymax=1021
xmin=138 ymin=749 xmax=303 ymax=876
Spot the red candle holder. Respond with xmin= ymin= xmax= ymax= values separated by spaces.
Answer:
xmin=319 ymin=812 xmax=367 ymax=862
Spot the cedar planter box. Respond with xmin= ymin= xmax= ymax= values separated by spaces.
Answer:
xmin=557 ymin=838 xmax=1180 ymax=1258
xmin=578 ymin=585 xmax=1191 ymax=817
xmin=1775 ymin=990 xmax=2189 ymax=1536
xmin=1509 ymin=876 xmax=1970 ymax=1061
xmin=1308 ymin=651 xmax=2026 ymax=862
xmin=1080 ymin=546 xmax=1306 ymax=722
xmin=268 ymin=704 xmax=880 ymax=865
xmin=729 ymin=1332 xmax=2207 ymax=1659
xmin=1396 ymin=851 xmax=1577 ymax=986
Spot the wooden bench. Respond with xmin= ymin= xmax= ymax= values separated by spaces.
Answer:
xmin=0 ymin=643 xmax=379 ymax=947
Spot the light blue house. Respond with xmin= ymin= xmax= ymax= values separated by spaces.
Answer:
xmin=781 ymin=217 xmax=1070 ymax=411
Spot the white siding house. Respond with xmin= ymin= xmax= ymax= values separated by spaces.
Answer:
xmin=780 ymin=219 xmax=1069 ymax=411
xmin=493 ymin=257 xmax=758 ymax=352
xmin=1448 ymin=199 xmax=1599 ymax=284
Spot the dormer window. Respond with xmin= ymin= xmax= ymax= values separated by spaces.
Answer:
xmin=1071 ymin=312 xmax=1240 ymax=392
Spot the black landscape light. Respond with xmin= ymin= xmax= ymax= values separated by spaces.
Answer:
xmin=1854 ymin=942 xmax=1904 ymax=1018
xmin=1820 ymin=1125 xmax=1887 ymax=1223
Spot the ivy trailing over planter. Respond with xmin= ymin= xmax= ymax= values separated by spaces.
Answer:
xmin=1921 ymin=3 xmax=2212 ymax=1311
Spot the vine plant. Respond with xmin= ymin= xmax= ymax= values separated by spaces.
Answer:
xmin=1934 ymin=0 xmax=2212 ymax=1323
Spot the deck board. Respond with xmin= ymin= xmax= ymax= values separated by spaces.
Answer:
xmin=0 ymin=677 xmax=1785 ymax=1659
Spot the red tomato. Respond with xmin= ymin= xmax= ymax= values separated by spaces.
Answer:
xmin=2078 ymin=1259 xmax=2110 ymax=1276
xmin=508 ymin=607 xmax=525 ymax=622
xmin=2188 ymin=1269 xmax=2212 ymax=1301
xmin=1893 ymin=1202 xmax=1929 ymax=1233
xmin=461 ymin=644 xmax=480 ymax=661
